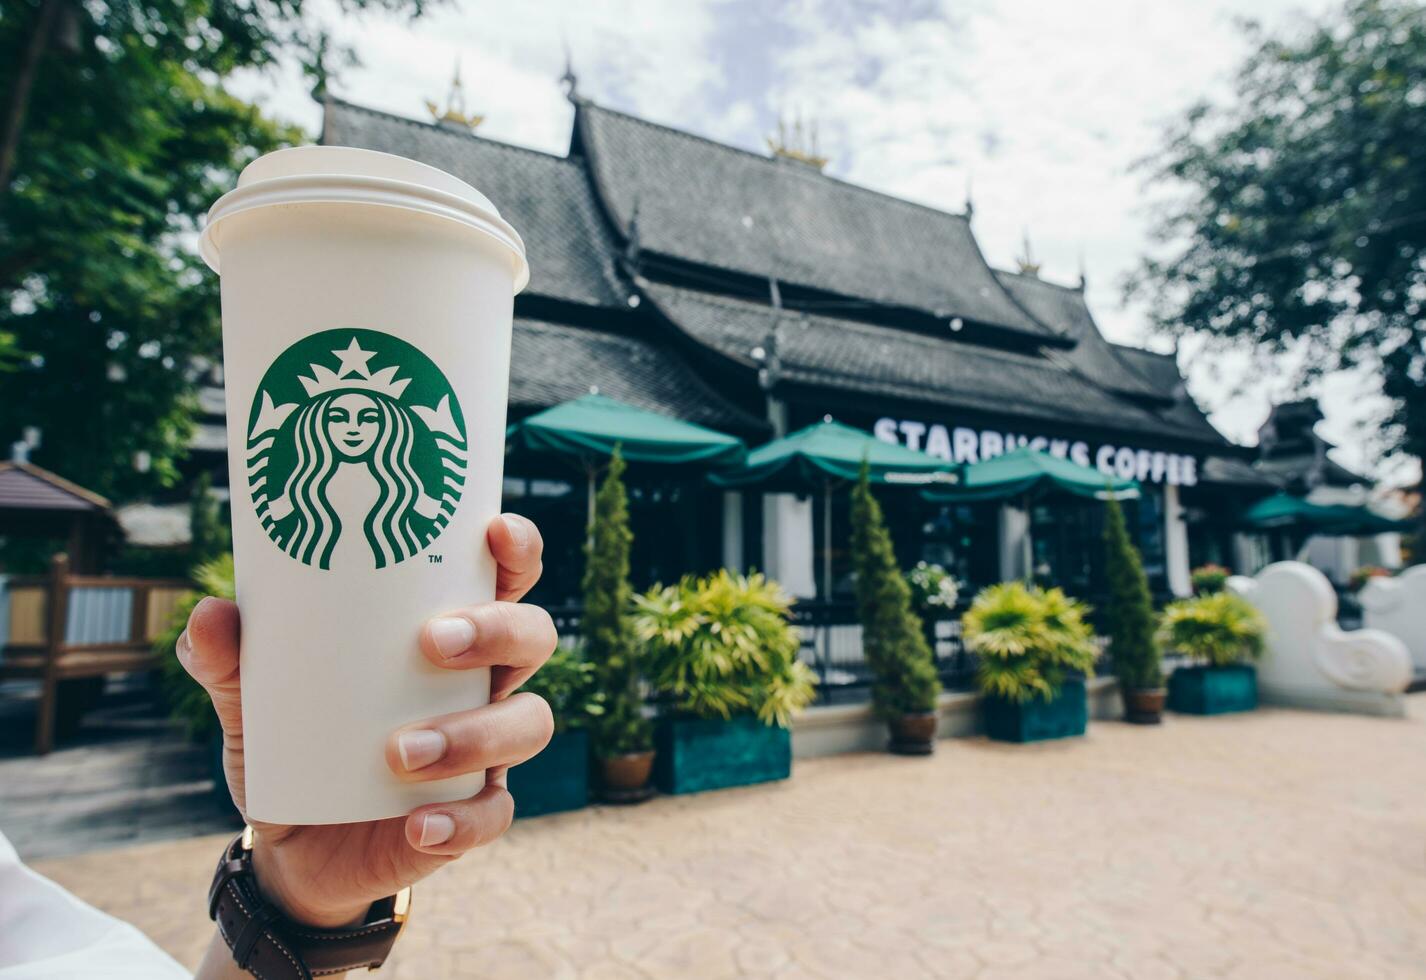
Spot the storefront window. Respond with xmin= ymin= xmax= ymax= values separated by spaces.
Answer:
xmin=817 ymin=491 xmax=997 ymax=601
xmin=1028 ymin=493 xmax=1169 ymax=601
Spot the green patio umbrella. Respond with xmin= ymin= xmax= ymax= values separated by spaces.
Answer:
xmin=1242 ymin=493 xmax=1410 ymax=536
xmin=921 ymin=447 xmax=1139 ymax=583
xmin=711 ymin=419 xmax=958 ymax=598
xmin=920 ymin=446 xmax=1140 ymax=505
xmin=507 ymin=393 xmax=746 ymax=524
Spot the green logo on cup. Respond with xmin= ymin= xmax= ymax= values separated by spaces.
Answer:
xmin=246 ymin=328 xmax=466 ymax=570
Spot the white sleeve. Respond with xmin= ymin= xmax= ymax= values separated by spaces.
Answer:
xmin=0 ymin=829 xmax=190 ymax=979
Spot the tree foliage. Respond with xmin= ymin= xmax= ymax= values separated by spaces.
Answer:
xmin=849 ymin=462 xmax=941 ymax=718
xmin=581 ymin=449 xmax=651 ymax=757
xmin=1132 ymin=0 xmax=1426 ymax=544
xmin=0 ymin=0 xmax=425 ymax=498
xmin=1102 ymin=495 xmax=1161 ymax=691
xmin=633 ymin=570 xmax=816 ymax=728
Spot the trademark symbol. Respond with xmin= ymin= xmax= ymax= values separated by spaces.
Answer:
xmin=428 ymin=554 xmax=443 ymax=564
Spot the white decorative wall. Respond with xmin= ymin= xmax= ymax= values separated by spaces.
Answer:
xmin=1360 ymin=566 xmax=1426 ymax=675
xmin=1227 ymin=561 xmax=1412 ymax=717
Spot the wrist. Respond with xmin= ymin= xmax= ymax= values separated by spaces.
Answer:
xmin=250 ymin=839 xmax=368 ymax=929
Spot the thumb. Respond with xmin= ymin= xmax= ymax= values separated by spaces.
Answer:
xmin=176 ymin=596 xmax=244 ymax=740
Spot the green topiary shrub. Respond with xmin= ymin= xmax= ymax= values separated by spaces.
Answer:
xmin=1157 ymin=592 xmax=1267 ymax=667
xmin=153 ymin=553 xmax=235 ymax=739
xmin=581 ymin=448 xmax=652 ymax=759
xmin=962 ymin=581 xmax=1099 ymax=705
xmin=633 ymin=570 xmax=816 ymax=727
xmin=849 ymin=462 xmax=941 ymax=718
xmin=1103 ymin=495 xmax=1161 ymax=691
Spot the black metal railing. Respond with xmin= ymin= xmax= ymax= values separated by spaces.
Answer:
xmin=787 ymin=601 xmax=980 ymax=701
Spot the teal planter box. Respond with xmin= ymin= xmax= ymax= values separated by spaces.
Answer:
xmin=655 ymin=715 xmax=791 ymax=795
xmin=508 ymin=729 xmax=589 ymax=817
xmin=1168 ymin=665 xmax=1257 ymax=715
xmin=983 ymin=679 xmax=1088 ymax=743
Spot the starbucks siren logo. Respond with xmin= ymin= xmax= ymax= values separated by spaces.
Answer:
xmin=246 ymin=328 xmax=466 ymax=570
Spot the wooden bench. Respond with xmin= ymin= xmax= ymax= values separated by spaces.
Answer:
xmin=0 ymin=553 xmax=192 ymax=753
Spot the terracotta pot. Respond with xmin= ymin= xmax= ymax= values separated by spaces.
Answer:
xmin=888 ymin=711 xmax=938 ymax=755
xmin=1124 ymin=687 xmax=1166 ymax=725
xmin=599 ymin=750 xmax=655 ymax=803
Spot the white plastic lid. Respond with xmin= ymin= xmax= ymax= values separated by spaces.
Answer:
xmin=200 ymin=146 xmax=529 ymax=292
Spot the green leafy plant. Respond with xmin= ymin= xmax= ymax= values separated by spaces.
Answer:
xmin=1103 ymin=496 xmax=1161 ymax=691
xmin=962 ymin=582 xmax=1099 ymax=705
xmin=1191 ymin=564 xmax=1230 ymax=595
xmin=154 ymin=553 xmax=235 ymax=739
xmin=906 ymin=561 xmax=961 ymax=618
xmin=1156 ymin=593 xmax=1267 ymax=667
xmin=581 ymin=448 xmax=651 ymax=758
xmin=850 ymin=463 xmax=941 ymax=718
xmin=632 ymin=570 xmax=816 ymax=728
xmin=189 ymin=471 xmax=231 ymax=567
xmin=517 ymin=645 xmax=604 ymax=735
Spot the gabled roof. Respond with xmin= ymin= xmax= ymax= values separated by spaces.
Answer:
xmin=575 ymin=101 xmax=1056 ymax=343
xmin=994 ymin=271 xmax=1164 ymax=401
xmin=322 ymin=99 xmax=628 ymax=309
xmin=1111 ymin=346 xmax=1229 ymax=446
xmin=0 ymin=462 xmax=111 ymax=512
xmin=641 ymin=283 xmax=1229 ymax=449
xmin=510 ymin=317 xmax=763 ymax=434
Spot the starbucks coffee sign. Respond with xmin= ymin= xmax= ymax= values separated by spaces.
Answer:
xmin=246 ymin=329 xmax=468 ymax=570
xmin=873 ymin=417 xmax=1198 ymax=487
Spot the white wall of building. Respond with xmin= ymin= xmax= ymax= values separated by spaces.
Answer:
xmin=1163 ymin=484 xmax=1192 ymax=597
xmin=998 ymin=504 xmax=1029 ymax=581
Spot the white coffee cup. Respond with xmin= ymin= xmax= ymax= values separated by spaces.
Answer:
xmin=201 ymin=146 xmax=528 ymax=824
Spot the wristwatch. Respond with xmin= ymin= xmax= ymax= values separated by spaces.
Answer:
xmin=209 ymin=826 xmax=411 ymax=978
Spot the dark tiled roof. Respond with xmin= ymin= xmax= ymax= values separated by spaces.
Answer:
xmin=0 ymin=462 xmax=111 ymax=512
xmin=994 ymin=271 xmax=1163 ymax=400
xmin=642 ymin=283 xmax=1228 ymax=448
xmin=576 ymin=102 xmax=1054 ymax=341
xmin=510 ymin=318 xmax=762 ymax=433
xmin=1112 ymin=346 xmax=1229 ymax=446
xmin=323 ymin=99 xmax=627 ymax=309
xmin=1201 ymin=456 xmax=1277 ymax=489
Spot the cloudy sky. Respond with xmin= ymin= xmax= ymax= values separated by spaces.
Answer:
xmin=235 ymin=0 xmax=1413 ymax=485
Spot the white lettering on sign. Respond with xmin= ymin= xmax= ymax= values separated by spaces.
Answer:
xmin=875 ymin=416 xmax=1199 ymax=487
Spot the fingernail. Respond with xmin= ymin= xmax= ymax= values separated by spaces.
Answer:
xmin=501 ymin=514 xmax=529 ymax=549
xmin=428 ymin=617 xmax=475 ymax=659
xmin=397 ymin=730 xmax=446 ymax=771
xmin=419 ymin=812 xmax=455 ymax=848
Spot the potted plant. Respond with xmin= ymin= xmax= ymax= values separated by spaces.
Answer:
xmin=1348 ymin=565 xmax=1391 ymax=592
xmin=1103 ymin=495 xmax=1164 ymax=724
xmin=1190 ymin=564 xmax=1230 ymax=595
xmin=633 ymin=570 xmax=816 ymax=794
xmin=582 ymin=449 xmax=655 ymax=801
xmin=962 ymin=582 xmax=1099 ymax=742
xmin=1158 ymin=592 xmax=1267 ymax=715
xmin=850 ymin=463 xmax=942 ymax=754
xmin=509 ymin=645 xmax=603 ymax=817
xmin=153 ymin=553 xmax=238 ymax=813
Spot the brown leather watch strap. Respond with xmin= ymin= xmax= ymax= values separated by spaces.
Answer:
xmin=209 ymin=830 xmax=409 ymax=979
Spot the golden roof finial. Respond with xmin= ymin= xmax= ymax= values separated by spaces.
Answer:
xmin=425 ymin=60 xmax=484 ymax=132
xmin=1016 ymin=228 xmax=1041 ymax=277
xmin=767 ymin=109 xmax=828 ymax=171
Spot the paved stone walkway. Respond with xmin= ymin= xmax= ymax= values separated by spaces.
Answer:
xmin=30 ymin=699 xmax=1426 ymax=978
xmin=0 ymin=679 xmax=241 ymax=860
